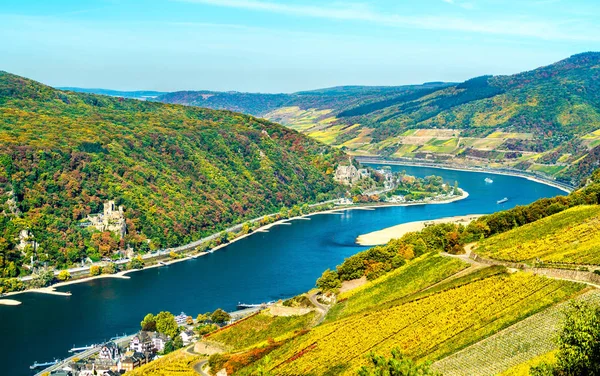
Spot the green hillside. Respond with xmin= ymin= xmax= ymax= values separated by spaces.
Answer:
xmin=157 ymin=53 xmax=600 ymax=186
xmin=0 ymin=71 xmax=344 ymax=277
xmin=191 ymin=182 xmax=600 ymax=376
xmin=475 ymin=204 xmax=600 ymax=265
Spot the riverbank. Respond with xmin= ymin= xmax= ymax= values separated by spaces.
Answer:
xmin=356 ymin=157 xmax=574 ymax=193
xmin=0 ymin=191 xmax=469 ymax=303
xmin=356 ymin=214 xmax=484 ymax=246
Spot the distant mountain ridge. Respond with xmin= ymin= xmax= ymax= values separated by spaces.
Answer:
xmin=58 ymin=87 xmax=167 ymax=100
xmin=151 ymin=52 xmax=600 ymax=186
xmin=155 ymin=82 xmax=453 ymax=117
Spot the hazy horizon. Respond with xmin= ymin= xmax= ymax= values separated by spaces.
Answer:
xmin=3 ymin=0 xmax=600 ymax=92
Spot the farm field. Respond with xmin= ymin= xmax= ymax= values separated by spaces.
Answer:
xmin=326 ymin=254 xmax=469 ymax=322
xmin=248 ymin=272 xmax=583 ymax=376
xmin=207 ymin=310 xmax=317 ymax=351
xmin=432 ymin=289 xmax=600 ymax=376
xmin=124 ymin=349 xmax=201 ymax=376
xmin=475 ymin=205 xmax=600 ymax=265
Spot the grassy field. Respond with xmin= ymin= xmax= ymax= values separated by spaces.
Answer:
xmin=250 ymin=272 xmax=583 ymax=375
xmin=475 ymin=205 xmax=600 ymax=265
xmin=433 ymin=289 xmax=600 ymax=376
xmin=326 ymin=253 xmax=469 ymax=322
xmin=207 ymin=311 xmax=317 ymax=351
xmin=124 ymin=349 xmax=201 ymax=376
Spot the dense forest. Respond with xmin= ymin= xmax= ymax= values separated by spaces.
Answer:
xmin=0 ymin=71 xmax=346 ymax=277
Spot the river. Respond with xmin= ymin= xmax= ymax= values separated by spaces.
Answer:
xmin=0 ymin=165 xmax=567 ymax=375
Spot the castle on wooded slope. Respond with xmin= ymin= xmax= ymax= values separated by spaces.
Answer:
xmin=87 ymin=200 xmax=127 ymax=238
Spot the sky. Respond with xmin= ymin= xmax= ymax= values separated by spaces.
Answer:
xmin=1 ymin=0 xmax=600 ymax=93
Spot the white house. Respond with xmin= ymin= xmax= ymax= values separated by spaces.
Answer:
xmin=180 ymin=330 xmax=196 ymax=345
xmin=152 ymin=332 xmax=169 ymax=352
xmin=98 ymin=342 xmax=120 ymax=361
xmin=129 ymin=331 xmax=153 ymax=353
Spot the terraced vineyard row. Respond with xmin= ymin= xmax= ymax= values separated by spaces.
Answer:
xmin=257 ymin=273 xmax=584 ymax=375
xmin=208 ymin=310 xmax=317 ymax=351
xmin=124 ymin=350 xmax=201 ymax=375
xmin=326 ymin=254 xmax=468 ymax=322
xmin=476 ymin=205 xmax=600 ymax=265
xmin=432 ymin=289 xmax=600 ymax=376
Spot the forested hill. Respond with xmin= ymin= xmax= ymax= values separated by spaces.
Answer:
xmin=0 ymin=71 xmax=344 ymax=276
xmin=155 ymin=83 xmax=452 ymax=117
xmin=156 ymin=53 xmax=600 ymax=186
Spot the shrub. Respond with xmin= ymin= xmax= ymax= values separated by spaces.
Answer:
xmin=89 ymin=265 xmax=102 ymax=276
xmin=316 ymin=269 xmax=342 ymax=291
xmin=128 ymin=257 xmax=144 ymax=270
xmin=57 ymin=270 xmax=71 ymax=281
xmin=211 ymin=308 xmax=231 ymax=324
xmin=102 ymin=263 xmax=117 ymax=274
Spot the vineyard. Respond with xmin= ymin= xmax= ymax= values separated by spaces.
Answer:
xmin=326 ymin=254 xmax=469 ymax=322
xmin=475 ymin=205 xmax=600 ymax=265
xmin=124 ymin=349 xmax=201 ymax=376
xmin=432 ymin=289 xmax=600 ymax=376
xmin=497 ymin=351 xmax=558 ymax=376
xmin=207 ymin=310 xmax=317 ymax=351
xmin=245 ymin=273 xmax=583 ymax=375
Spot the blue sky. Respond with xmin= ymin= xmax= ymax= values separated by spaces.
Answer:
xmin=1 ymin=0 xmax=600 ymax=92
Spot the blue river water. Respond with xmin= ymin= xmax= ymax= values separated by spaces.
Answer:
xmin=0 ymin=165 xmax=566 ymax=375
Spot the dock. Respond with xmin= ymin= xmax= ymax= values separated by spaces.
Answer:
xmin=237 ymin=301 xmax=275 ymax=309
xmin=69 ymin=343 xmax=98 ymax=353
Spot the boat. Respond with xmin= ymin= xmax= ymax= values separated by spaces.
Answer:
xmin=497 ymin=197 xmax=509 ymax=204
xmin=30 ymin=359 xmax=60 ymax=370
xmin=485 ymin=177 xmax=494 ymax=184
xmin=237 ymin=301 xmax=275 ymax=309
xmin=69 ymin=343 xmax=97 ymax=353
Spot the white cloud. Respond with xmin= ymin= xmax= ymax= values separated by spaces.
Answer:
xmin=176 ymin=0 xmax=600 ymax=42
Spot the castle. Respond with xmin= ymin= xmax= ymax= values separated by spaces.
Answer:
xmin=88 ymin=200 xmax=127 ymax=238
xmin=334 ymin=164 xmax=369 ymax=186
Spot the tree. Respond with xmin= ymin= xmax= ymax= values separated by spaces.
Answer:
xmin=196 ymin=313 xmax=210 ymax=323
xmin=186 ymin=316 xmax=194 ymax=325
xmin=141 ymin=313 xmax=157 ymax=332
xmin=128 ymin=257 xmax=144 ymax=270
xmin=556 ymin=301 xmax=600 ymax=375
xmin=89 ymin=265 xmax=102 ymax=276
xmin=156 ymin=311 xmax=179 ymax=338
xmin=162 ymin=340 xmax=174 ymax=354
xmin=57 ymin=270 xmax=71 ymax=282
xmin=173 ymin=335 xmax=183 ymax=350
xmin=196 ymin=323 xmax=218 ymax=335
xmin=211 ymin=308 xmax=231 ymax=325
xmin=357 ymin=348 xmax=441 ymax=376
xmin=316 ymin=269 xmax=341 ymax=291
xmin=530 ymin=301 xmax=600 ymax=376
xmin=102 ymin=263 xmax=117 ymax=274
xmin=30 ymin=268 xmax=55 ymax=288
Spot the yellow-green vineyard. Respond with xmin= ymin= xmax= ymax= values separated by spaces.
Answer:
xmin=253 ymin=273 xmax=582 ymax=375
xmin=475 ymin=205 xmax=600 ymax=265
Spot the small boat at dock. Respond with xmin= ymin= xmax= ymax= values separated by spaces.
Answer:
xmin=69 ymin=343 xmax=97 ymax=353
xmin=497 ymin=197 xmax=508 ymax=204
xmin=237 ymin=301 xmax=275 ymax=309
xmin=30 ymin=359 xmax=60 ymax=369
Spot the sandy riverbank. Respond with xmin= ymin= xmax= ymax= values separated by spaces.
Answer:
xmin=356 ymin=214 xmax=485 ymax=246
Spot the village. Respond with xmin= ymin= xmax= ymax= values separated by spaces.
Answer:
xmin=35 ymin=309 xmax=240 ymax=376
